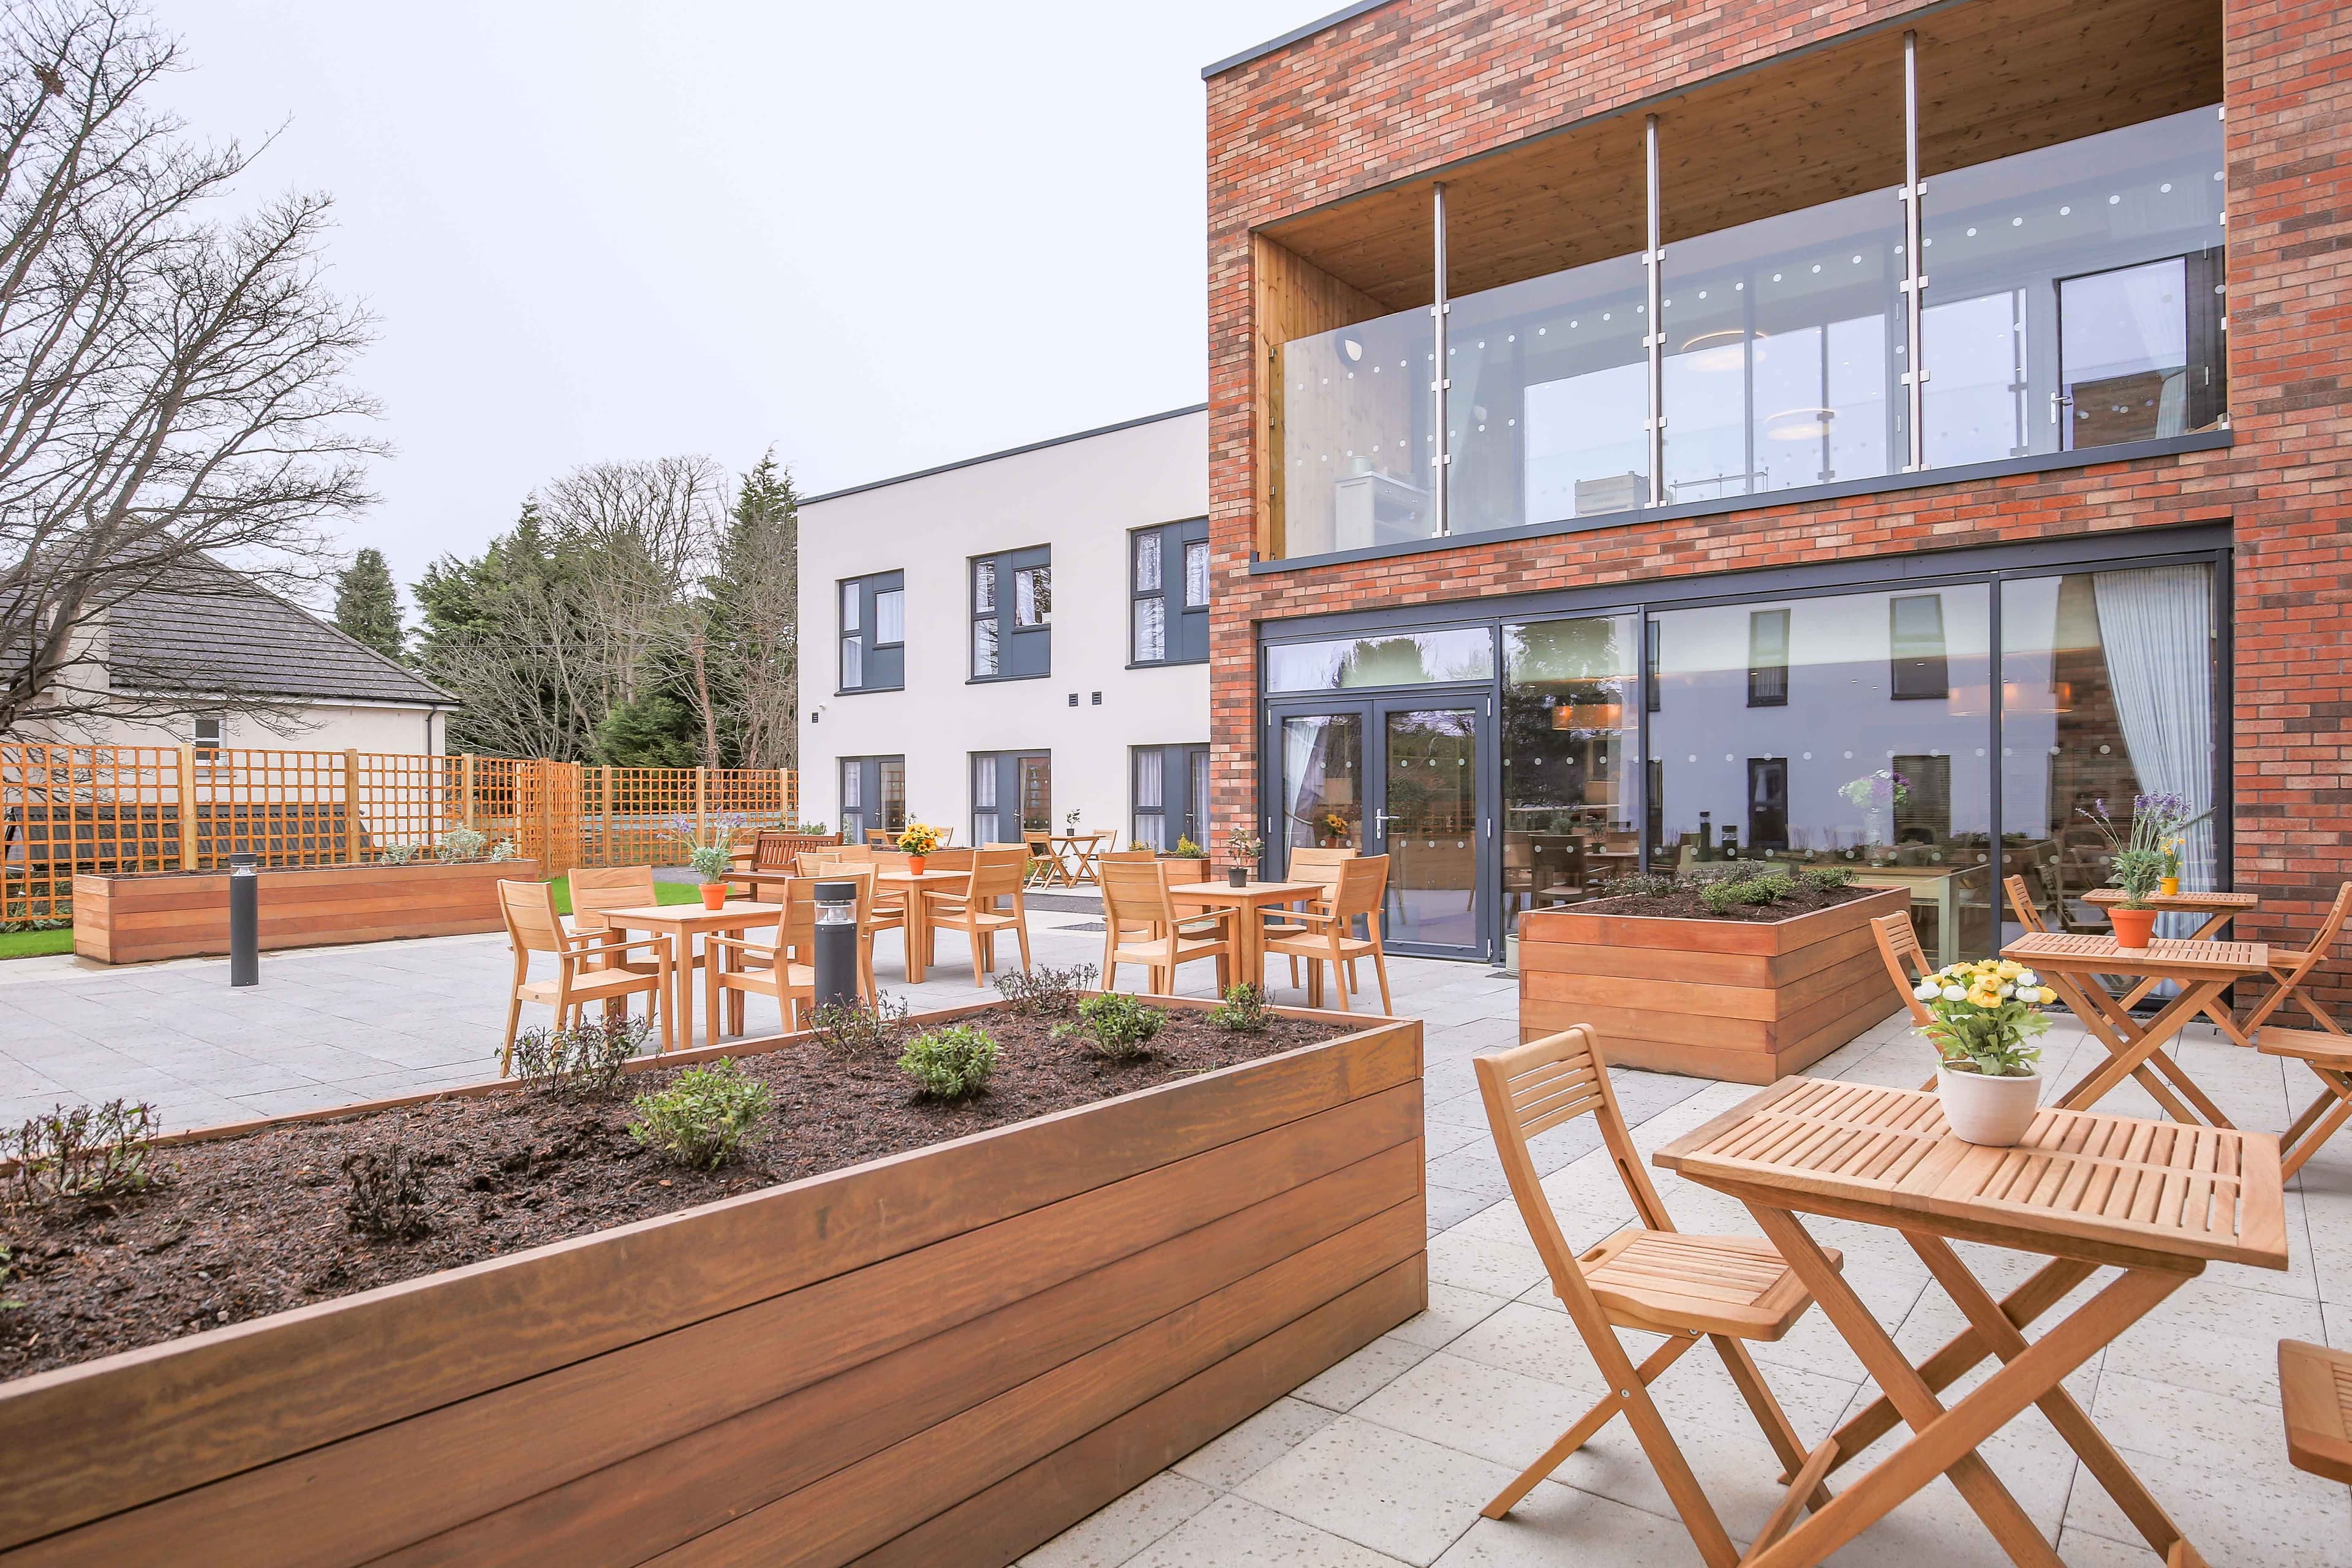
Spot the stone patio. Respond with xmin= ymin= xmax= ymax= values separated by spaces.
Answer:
xmin=0 ymin=912 xmax=2341 ymax=1565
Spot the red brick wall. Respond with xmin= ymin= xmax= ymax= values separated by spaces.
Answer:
xmin=1205 ymin=0 xmax=2352 ymax=979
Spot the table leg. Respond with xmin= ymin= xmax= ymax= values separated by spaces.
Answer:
xmin=2115 ymin=913 xmax=2251 ymax=1046
xmin=904 ymin=891 xmax=927 ymax=985
xmin=673 ymin=931 xmax=696 ymax=1050
xmin=2052 ymin=977 xmax=2236 ymax=1126
xmin=2038 ymin=972 xmax=2215 ymax=1125
xmin=1907 ymin=1234 xmax=2201 ymax=1562
xmin=1237 ymin=907 xmax=1264 ymax=992
xmin=1743 ymin=1204 xmax=2064 ymax=1568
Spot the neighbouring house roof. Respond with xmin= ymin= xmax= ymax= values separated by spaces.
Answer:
xmin=107 ymin=570 xmax=456 ymax=709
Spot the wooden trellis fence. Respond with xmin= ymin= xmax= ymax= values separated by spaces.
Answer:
xmin=0 ymin=743 xmax=799 ymax=921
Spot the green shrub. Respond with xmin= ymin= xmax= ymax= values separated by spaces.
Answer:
xmin=1796 ymin=865 xmax=1856 ymax=892
xmin=628 ymin=1060 xmax=773 ymax=1169
xmin=509 ymin=1016 xmax=651 ymax=1099
xmin=342 ymin=1143 xmax=431 ymax=1240
xmin=1056 ymin=992 xmax=1166 ymax=1061
xmin=1207 ymin=983 xmax=1272 ymax=1033
xmin=899 ymin=1023 xmax=1000 ymax=1099
xmin=809 ymin=993 xmax=909 ymax=1055
xmin=1697 ymin=874 xmax=1789 ymax=916
xmin=995 ymin=962 xmax=1098 ymax=1019
xmin=4 ymin=1099 xmax=161 ymax=1206
xmin=1600 ymin=873 xmax=1679 ymax=899
xmin=438 ymin=826 xmax=489 ymax=861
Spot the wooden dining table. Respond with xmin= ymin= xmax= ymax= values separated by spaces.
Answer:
xmin=2000 ymin=930 xmax=2269 ymax=1128
xmin=873 ymin=868 xmax=971 ymax=984
xmin=1657 ymin=1076 xmax=2286 ymax=1567
xmin=1167 ymin=878 xmax=1320 ymax=991
xmin=2082 ymin=889 xmax=2263 ymax=1044
xmin=599 ymin=901 xmax=782 ymax=1050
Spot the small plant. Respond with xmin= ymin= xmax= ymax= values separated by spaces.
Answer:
xmin=1064 ymin=807 xmax=1082 ymax=829
xmin=487 ymin=837 xmax=521 ymax=862
xmin=1207 ymin=983 xmax=1272 ymax=1033
xmin=995 ymin=962 xmax=1099 ymax=1019
xmin=1838 ymin=769 xmax=1912 ymax=813
xmin=4 ymin=1099 xmax=162 ymax=1207
xmin=899 ymin=1023 xmax=1000 ymax=1099
xmin=1796 ymin=865 xmax=1856 ymax=893
xmin=438 ymin=825 xmax=489 ymax=862
xmin=808 ymin=992 xmax=910 ymax=1055
xmin=629 ymin=1059 xmax=774 ymax=1169
xmin=1600 ymin=872 xmax=1681 ymax=899
xmin=508 ymin=1016 xmax=651 ymax=1099
xmin=341 ymin=1143 xmax=431 ymax=1240
xmin=0 ymin=1243 xmax=21 ymax=1310
xmin=668 ymin=812 xmax=750 ymax=884
xmin=2079 ymin=793 xmax=2193 ymax=908
xmin=379 ymin=842 xmax=420 ymax=866
xmin=1056 ymin=992 xmax=1165 ymax=1061
xmin=1914 ymin=958 xmax=2049 ymax=1077
xmin=1224 ymin=825 xmax=1264 ymax=869
xmin=1170 ymin=836 xmax=1207 ymax=860
xmin=895 ymin=821 xmax=948 ymax=855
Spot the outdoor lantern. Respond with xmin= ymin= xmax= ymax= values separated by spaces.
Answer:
xmin=811 ymin=879 xmax=859 ymax=1012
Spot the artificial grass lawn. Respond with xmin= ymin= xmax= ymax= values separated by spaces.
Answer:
xmin=545 ymin=875 xmax=701 ymax=917
xmin=0 ymin=926 xmax=72 ymax=960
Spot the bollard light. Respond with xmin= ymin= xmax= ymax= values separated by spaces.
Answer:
xmin=228 ymin=853 xmax=260 ymax=988
xmin=811 ymin=879 xmax=859 ymax=1014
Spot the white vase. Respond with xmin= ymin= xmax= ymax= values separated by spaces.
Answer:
xmin=1936 ymin=1066 xmax=2043 ymax=1147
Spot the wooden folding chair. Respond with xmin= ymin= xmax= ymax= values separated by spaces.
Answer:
xmin=2259 ymin=1027 xmax=2352 ymax=1179
xmin=1099 ymin=859 xmax=1232 ymax=995
xmin=1265 ymin=854 xmax=1393 ymax=1014
xmin=1871 ymin=910 xmax=1937 ymax=1030
xmin=1474 ymin=1027 xmax=1838 ymax=1566
xmin=2281 ymin=1340 xmax=2352 ymax=1484
xmin=497 ymin=879 xmax=671 ymax=1072
xmin=2241 ymin=882 xmax=2352 ymax=1041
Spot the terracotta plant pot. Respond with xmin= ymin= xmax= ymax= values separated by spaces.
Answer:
xmin=698 ymin=883 xmax=727 ymax=910
xmin=906 ymin=854 xmax=928 ymax=877
xmin=2159 ymin=876 xmax=2180 ymax=897
xmin=1228 ymin=866 xmax=1250 ymax=888
xmin=1937 ymin=1065 xmax=2042 ymax=1146
xmin=2109 ymin=905 xmax=2159 ymax=949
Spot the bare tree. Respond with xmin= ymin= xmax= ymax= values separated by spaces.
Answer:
xmin=537 ymin=454 xmax=725 ymax=726
xmin=0 ymin=0 xmax=380 ymax=734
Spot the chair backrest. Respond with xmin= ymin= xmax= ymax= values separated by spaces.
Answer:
xmin=499 ymin=878 xmax=568 ymax=956
xmin=867 ymin=829 xmax=895 ymax=847
xmin=1287 ymin=846 xmax=1356 ymax=902
xmin=1097 ymin=849 xmax=1156 ymax=864
xmin=2288 ymin=882 xmax=2352 ymax=977
xmin=774 ymin=875 xmax=818 ymax=957
xmin=829 ymin=845 xmax=876 ymax=865
xmin=1474 ymin=1027 xmax=1675 ymax=1308
xmin=929 ymin=847 xmax=976 ymax=873
xmin=568 ymin=865 xmax=656 ymax=933
xmin=795 ymin=851 xmax=842 ymax=876
xmin=1099 ymin=858 xmax=1175 ymax=930
xmin=967 ymin=845 xmax=1026 ymax=903
xmin=1871 ymin=911 xmax=1936 ymax=1025
xmin=1327 ymin=854 xmax=1390 ymax=924
xmin=2002 ymin=874 xmax=2047 ymax=934
xmin=753 ymin=832 xmax=837 ymax=871
xmin=871 ymin=848 xmax=911 ymax=872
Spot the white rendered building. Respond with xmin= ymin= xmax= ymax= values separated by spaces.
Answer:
xmin=797 ymin=406 xmax=1211 ymax=855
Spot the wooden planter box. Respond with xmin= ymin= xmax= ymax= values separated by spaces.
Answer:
xmin=71 ymin=859 xmax=543 ymax=964
xmin=1518 ymin=886 xmax=1912 ymax=1082
xmin=0 ymin=1000 xmax=1425 ymax=1568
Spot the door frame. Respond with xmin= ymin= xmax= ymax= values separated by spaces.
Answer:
xmin=1262 ymin=685 xmax=1499 ymax=962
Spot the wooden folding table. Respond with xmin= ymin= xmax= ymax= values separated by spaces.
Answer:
xmin=1657 ymin=1077 xmax=2287 ymax=1567
xmin=2081 ymin=889 xmax=2261 ymax=1046
xmin=2000 ymin=930 xmax=2269 ymax=1128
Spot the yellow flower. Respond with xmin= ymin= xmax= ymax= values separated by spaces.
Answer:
xmin=1996 ymin=960 xmax=2024 ymax=979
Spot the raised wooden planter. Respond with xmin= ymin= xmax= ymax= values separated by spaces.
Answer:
xmin=71 ymin=858 xmax=542 ymax=964
xmin=0 ymin=999 xmax=1425 ymax=1568
xmin=1518 ymin=886 xmax=1911 ymax=1082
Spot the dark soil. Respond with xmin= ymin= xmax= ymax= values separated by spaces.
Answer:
xmin=0 ymin=1006 xmax=1344 ymax=1380
xmin=1575 ymin=881 xmax=1882 ymax=923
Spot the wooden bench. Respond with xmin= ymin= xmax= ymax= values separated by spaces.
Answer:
xmin=2281 ymin=1339 xmax=2352 ymax=1483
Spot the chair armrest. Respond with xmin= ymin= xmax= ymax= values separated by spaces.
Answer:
xmin=565 ymin=933 xmax=674 ymax=960
xmin=704 ymin=934 xmax=781 ymax=961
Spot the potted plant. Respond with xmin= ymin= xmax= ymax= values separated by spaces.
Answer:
xmin=896 ymin=820 xmax=946 ymax=876
xmin=1318 ymin=809 xmax=1353 ymax=848
xmin=668 ymin=813 xmax=748 ymax=910
xmin=2079 ymin=793 xmax=2187 ymax=948
xmin=1224 ymin=826 xmax=1264 ymax=888
xmin=2160 ymin=836 xmax=2183 ymax=899
xmin=1915 ymin=956 xmax=2051 ymax=1145
xmin=1170 ymin=835 xmax=1208 ymax=862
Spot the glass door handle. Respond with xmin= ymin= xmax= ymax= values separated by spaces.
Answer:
xmin=1373 ymin=812 xmax=1401 ymax=831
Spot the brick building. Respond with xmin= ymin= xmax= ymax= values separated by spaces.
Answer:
xmin=1203 ymin=0 xmax=2345 ymax=979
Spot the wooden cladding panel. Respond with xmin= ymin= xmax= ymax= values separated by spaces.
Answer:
xmin=0 ymin=1019 xmax=1423 ymax=1568
xmin=1256 ymin=0 xmax=2220 ymax=309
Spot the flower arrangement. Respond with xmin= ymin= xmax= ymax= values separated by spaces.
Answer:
xmin=666 ymin=813 xmax=749 ymax=886
xmin=2077 ymin=793 xmax=2190 ymax=908
xmin=1318 ymin=810 xmax=1351 ymax=842
xmin=1838 ymin=770 xmax=1911 ymax=813
xmin=895 ymin=821 xmax=948 ymax=856
xmin=1914 ymin=958 xmax=2051 ymax=1077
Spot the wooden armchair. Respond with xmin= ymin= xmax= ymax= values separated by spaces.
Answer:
xmin=498 ymin=879 xmax=671 ymax=1072
xmin=1265 ymin=854 xmax=1393 ymax=1013
xmin=926 ymin=846 xmax=1032 ymax=985
xmin=707 ymin=877 xmax=817 ymax=1037
xmin=1099 ymin=859 xmax=1232 ymax=996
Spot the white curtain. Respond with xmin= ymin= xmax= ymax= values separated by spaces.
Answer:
xmin=2093 ymin=565 xmax=2214 ymax=937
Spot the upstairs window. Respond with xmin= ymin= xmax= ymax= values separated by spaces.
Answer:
xmin=839 ymin=570 xmax=905 ymax=693
xmin=1132 ymin=518 xmax=1210 ymax=665
xmin=1746 ymin=609 xmax=1790 ymax=707
xmin=192 ymin=714 xmax=224 ymax=755
xmin=1890 ymin=593 xmax=1950 ymax=700
xmin=971 ymin=546 xmax=1050 ymax=680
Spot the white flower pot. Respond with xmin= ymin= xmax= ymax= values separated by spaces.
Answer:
xmin=1936 ymin=1066 xmax=2043 ymax=1147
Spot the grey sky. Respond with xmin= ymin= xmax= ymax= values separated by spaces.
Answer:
xmin=148 ymin=1 xmax=1317 ymax=603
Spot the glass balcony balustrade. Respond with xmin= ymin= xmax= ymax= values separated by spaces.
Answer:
xmin=1268 ymin=105 xmax=2225 ymax=559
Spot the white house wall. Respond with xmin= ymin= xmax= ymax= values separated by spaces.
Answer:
xmin=796 ymin=409 xmax=1210 ymax=845
xmin=24 ymin=703 xmax=447 ymax=755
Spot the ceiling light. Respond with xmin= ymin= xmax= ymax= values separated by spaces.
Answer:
xmin=1340 ymin=337 xmax=1363 ymax=363
xmin=1763 ymin=407 xmax=1834 ymax=441
xmin=1678 ymin=329 xmax=1747 ymax=373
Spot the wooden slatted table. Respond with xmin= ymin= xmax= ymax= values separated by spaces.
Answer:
xmin=2081 ymin=890 xmax=2263 ymax=1045
xmin=1657 ymin=1078 xmax=2287 ymax=1568
xmin=2000 ymin=931 xmax=2269 ymax=1128
xmin=601 ymin=902 xmax=783 ymax=1050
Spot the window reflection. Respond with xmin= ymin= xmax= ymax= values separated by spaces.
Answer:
xmin=1502 ymin=617 xmax=1638 ymax=946
xmin=1280 ymin=715 xmax=1363 ymax=858
xmin=1265 ymin=628 xmax=1494 ymax=693
xmin=1647 ymin=587 xmax=1993 ymax=962
xmin=1274 ymin=308 xmax=1436 ymax=556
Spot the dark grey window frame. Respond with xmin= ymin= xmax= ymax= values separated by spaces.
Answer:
xmin=839 ymin=754 xmax=907 ymax=845
xmin=970 ymin=545 xmax=1052 ymax=683
xmin=1888 ymin=592 xmax=1951 ymax=700
xmin=1746 ymin=608 xmax=1790 ymax=707
xmin=1129 ymin=518 xmax=1212 ymax=668
xmin=1133 ymin=742 xmax=1212 ymax=851
xmin=837 ymin=570 xmax=906 ymax=695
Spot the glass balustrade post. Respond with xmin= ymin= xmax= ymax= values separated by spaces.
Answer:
xmin=1645 ymin=115 xmax=1665 ymax=508
xmin=1903 ymin=31 xmax=1925 ymax=473
xmin=1432 ymin=180 xmax=1450 ymax=538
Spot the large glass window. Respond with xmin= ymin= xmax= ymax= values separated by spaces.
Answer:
xmin=1998 ymin=564 xmax=2217 ymax=939
xmin=1647 ymin=585 xmax=1995 ymax=962
xmin=1133 ymin=518 xmax=1210 ymax=665
xmin=838 ymin=571 xmax=904 ymax=693
xmin=971 ymin=546 xmax=1050 ymax=680
xmin=1502 ymin=616 xmax=1638 ymax=939
xmin=1923 ymin=107 xmax=2226 ymax=465
xmin=1265 ymin=627 xmax=1494 ymax=694
xmin=1272 ymin=306 xmax=1436 ymax=556
xmin=1662 ymin=187 xmax=1903 ymax=503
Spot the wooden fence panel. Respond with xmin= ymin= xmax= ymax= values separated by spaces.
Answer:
xmin=1 ymin=743 xmax=796 ymax=919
